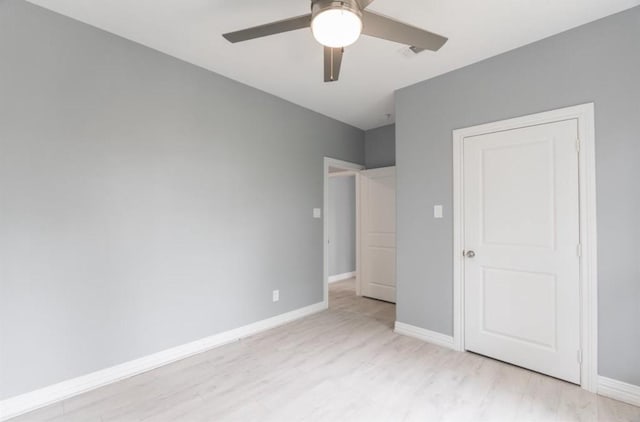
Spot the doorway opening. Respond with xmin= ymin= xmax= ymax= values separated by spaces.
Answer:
xmin=323 ymin=157 xmax=398 ymax=312
xmin=323 ymin=158 xmax=363 ymax=306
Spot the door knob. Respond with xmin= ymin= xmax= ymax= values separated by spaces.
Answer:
xmin=465 ymin=250 xmax=476 ymax=258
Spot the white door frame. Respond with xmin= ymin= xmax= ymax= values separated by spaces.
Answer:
xmin=452 ymin=103 xmax=598 ymax=392
xmin=323 ymin=157 xmax=365 ymax=306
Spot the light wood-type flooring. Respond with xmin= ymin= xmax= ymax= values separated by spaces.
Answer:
xmin=10 ymin=279 xmax=640 ymax=421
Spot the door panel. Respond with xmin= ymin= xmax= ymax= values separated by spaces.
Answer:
xmin=481 ymin=267 xmax=557 ymax=349
xmin=360 ymin=167 xmax=396 ymax=303
xmin=481 ymin=139 xmax=555 ymax=248
xmin=464 ymin=119 xmax=580 ymax=384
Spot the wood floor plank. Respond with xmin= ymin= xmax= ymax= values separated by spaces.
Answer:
xmin=9 ymin=278 xmax=640 ymax=421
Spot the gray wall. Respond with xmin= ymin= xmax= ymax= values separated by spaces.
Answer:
xmin=364 ymin=124 xmax=395 ymax=168
xmin=328 ymin=176 xmax=356 ymax=276
xmin=0 ymin=0 xmax=364 ymax=399
xmin=395 ymin=6 xmax=640 ymax=386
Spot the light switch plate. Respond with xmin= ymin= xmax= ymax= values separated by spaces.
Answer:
xmin=434 ymin=205 xmax=443 ymax=219
xmin=313 ymin=208 xmax=322 ymax=218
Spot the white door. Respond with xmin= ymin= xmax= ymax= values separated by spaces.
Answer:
xmin=463 ymin=119 xmax=581 ymax=384
xmin=360 ymin=167 xmax=396 ymax=303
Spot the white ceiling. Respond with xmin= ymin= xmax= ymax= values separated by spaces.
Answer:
xmin=27 ymin=0 xmax=640 ymax=130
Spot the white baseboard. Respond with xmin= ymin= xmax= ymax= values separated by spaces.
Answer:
xmin=0 ymin=301 xmax=327 ymax=421
xmin=396 ymin=325 xmax=640 ymax=408
xmin=394 ymin=321 xmax=456 ymax=350
xmin=598 ymin=376 xmax=640 ymax=407
xmin=328 ymin=271 xmax=356 ymax=284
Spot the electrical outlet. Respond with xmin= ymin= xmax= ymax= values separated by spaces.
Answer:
xmin=272 ymin=290 xmax=279 ymax=302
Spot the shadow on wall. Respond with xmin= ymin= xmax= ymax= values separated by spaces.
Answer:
xmin=365 ymin=124 xmax=395 ymax=169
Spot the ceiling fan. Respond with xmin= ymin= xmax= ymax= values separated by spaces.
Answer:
xmin=223 ymin=0 xmax=448 ymax=83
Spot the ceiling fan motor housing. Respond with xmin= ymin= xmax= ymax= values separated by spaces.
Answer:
xmin=311 ymin=0 xmax=363 ymax=20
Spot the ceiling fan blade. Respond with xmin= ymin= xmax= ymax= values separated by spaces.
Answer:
xmin=356 ymin=0 xmax=376 ymax=9
xmin=324 ymin=47 xmax=343 ymax=83
xmin=223 ymin=14 xmax=311 ymax=43
xmin=361 ymin=11 xmax=447 ymax=51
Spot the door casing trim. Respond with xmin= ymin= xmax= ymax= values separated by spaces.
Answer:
xmin=452 ymin=103 xmax=597 ymax=392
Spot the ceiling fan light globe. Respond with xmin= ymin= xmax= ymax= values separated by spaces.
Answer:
xmin=312 ymin=8 xmax=362 ymax=48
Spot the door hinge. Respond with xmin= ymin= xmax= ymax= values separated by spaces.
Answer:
xmin=577 ymin=243 xmax=582 ymax=257
xmin=577 ymin=349 xmax=583 ymax=364
xmin=576 ymin=138 xmax=581 ymax=152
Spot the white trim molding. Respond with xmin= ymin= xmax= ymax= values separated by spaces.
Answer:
xmin=323 ymin=157 xmax=365 ymax=304
xmin=598 ymin=376 xmax=640 ymax=407
xmin=394 ymin=322 xmax=456 ymax=350
xmin=328 ymin=271 xmax=356 ymax=284
xmin=328 ymin=170 xmax=359 ymax=178
xmin=0 ymin=302 xmax=326 ymax=421
xmin=452 ymin=103 xmax=598 ymax=392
